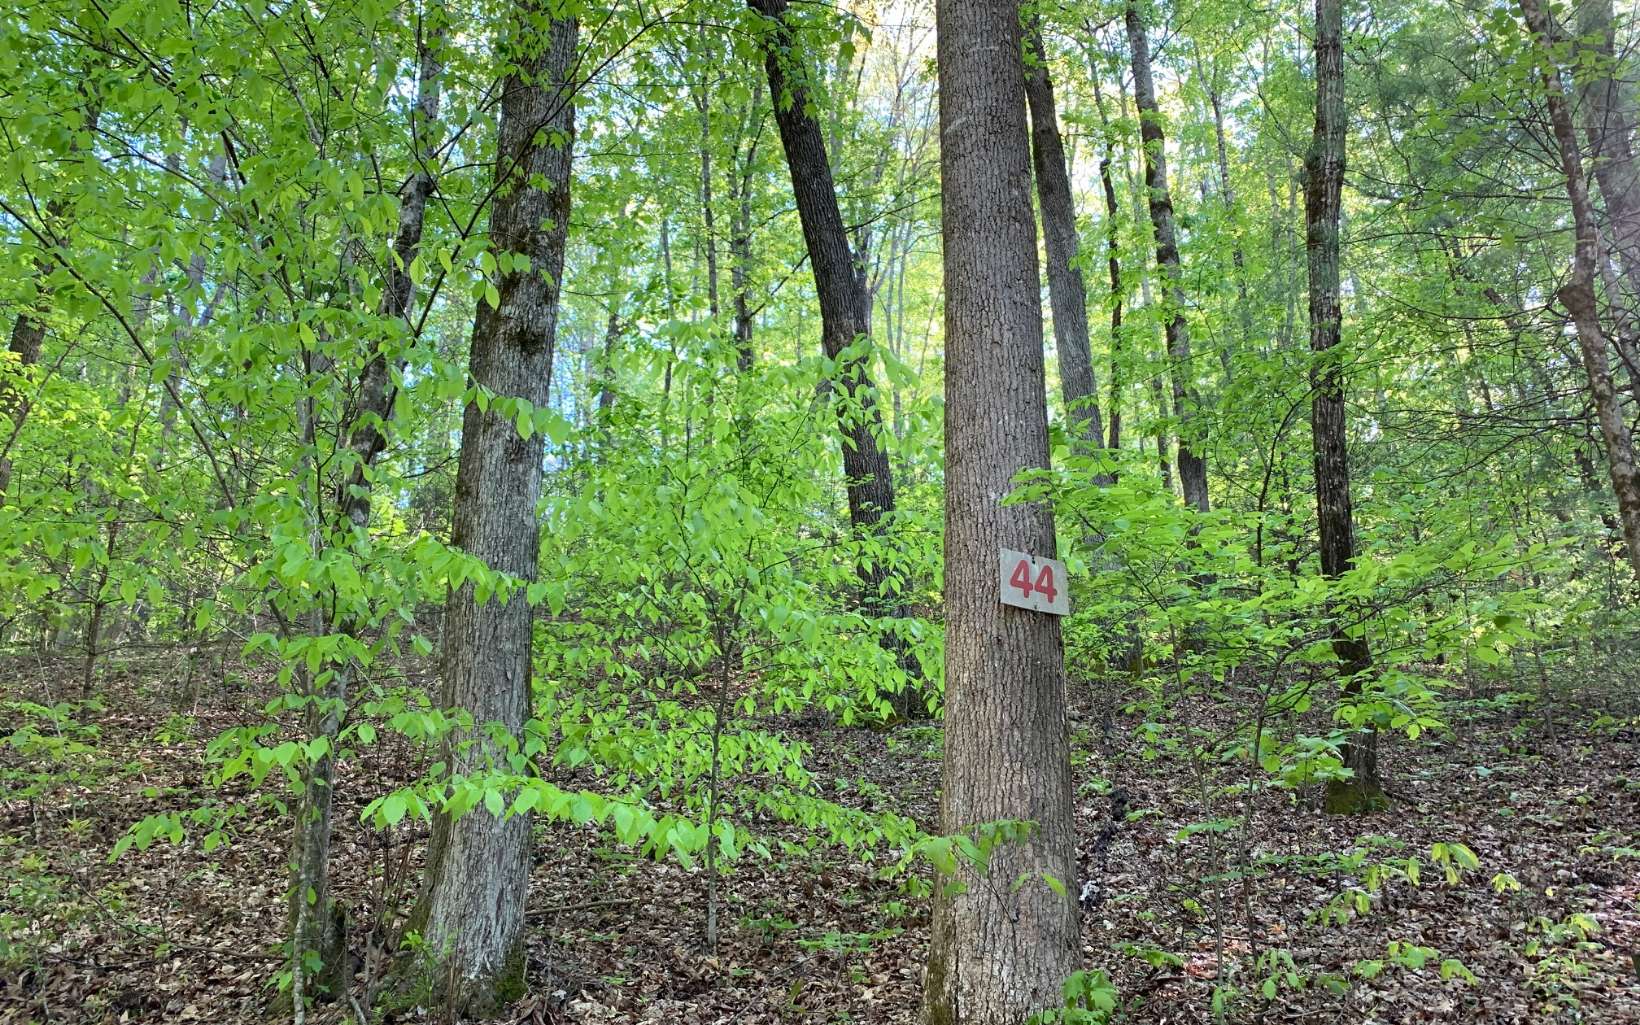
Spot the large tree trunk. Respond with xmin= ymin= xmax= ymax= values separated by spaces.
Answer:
xmin=1573 ymin=0 xmax=1640 ymax=405
xmin=1024 ymin=20 xmax=1105 ymax=454
xmin=1520 ymin=0 xmax=1640 ymax=580
xmin=404 ymin=10 xmax=578 ymax=1015
xmin=1305 ymin=0 xmax=1386 ymax=815
xmin=1126 ymin=2 xmax=1210 ymax=513
xmin=287 ymin=14 xmax=446 ymax=1001
xmin=922 ymin=1 xmax=1081 ymax=1022
xmin=0 ymin=92 xmax=103 ymax=500
xmin=746 ymin=0 xmax=918 ymax=714
xmin=1578 ymin=0 xmax=1640 ymax=302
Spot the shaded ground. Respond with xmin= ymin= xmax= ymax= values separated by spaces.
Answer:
xmin=1 ymin=652 xmax=1636 ymax=1024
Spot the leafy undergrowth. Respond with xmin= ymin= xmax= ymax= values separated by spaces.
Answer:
xmin=2 ymin=654 xmax=1636 ymax=1024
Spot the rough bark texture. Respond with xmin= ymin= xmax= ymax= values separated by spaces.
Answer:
xmin=1305 ymin=0 xmax=1386 ymax=815
xmin=405 ymin=11 xmax=578 ymax=1015
xmin=0 ymin=94 xmax=102 ymax=500
xmin=922 ymin=1 xmax=1081 ymax=1021
xmin=1126 ymin=2 xmax=1210 ymax=512
xmin=1520 ymin=0 xmax=1640 ymax=581
xmin=1578 ymin=0 xmax=1640 ymax=305
xmin=288 ymin=18 xmax=445 ymax=999
xmin=747 ymin=0 xmax=917 ymax=712
xmin=1573 ymin=0 xmax=1640 ymax=407
xmin=1024 ymin=21 xmax=1105 ymax=453
xmin=1100 ymin=153 xmax=1125 ymax=452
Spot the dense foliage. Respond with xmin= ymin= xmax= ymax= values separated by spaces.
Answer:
xmin=2 ymin=0 xmax=1637 ymax=1021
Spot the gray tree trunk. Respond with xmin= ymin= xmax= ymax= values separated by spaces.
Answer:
xmin=1522 ymin=0 xmax=1640 ymax=579
xmin=1126 ymin=2 xmax=1210 ymax=512
xmin=1024 ymin=20 xmax=1105 ymax=454
xmin=404 ymin=10 xmax=579 ymax=1015
xmin=922 ymin=0 xmax=1081 ymax=1021
xmin=1574 ymin=0 xmax=1640 ymax=404
xmin=286 ymin=13 xmax=446 ymax=1002
xmin=1202 ymin=56 xmax=1252 ymax=379
xmin=729 ymin=79 xmax=764 ymax=373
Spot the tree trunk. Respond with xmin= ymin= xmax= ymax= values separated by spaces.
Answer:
xmin=1306 ymin=0 xmax=1385 ymax=816
xmin=287 ymin=13 xmax=446 ymax=1001
xmin=729 ymin=79 xmax=764 ymax=373
xmin=1126 ymin=2 xmax=1210 ymax=513
xmin=1024 ymin=20 xmax=1105 ymax=454
xmin=1100 ymin=151 xmax=1125 ymax=453
xmin=1520 ymin=0 xmax=1640 ymax=580
xmin=404 ymin=10 xmax=578 ymax=1015
xmin=696 ymin=79 xmax=722 ymax=322
xmin=922 ymin=1 xmax=1081 ymax=1022
xmin=1573 ymin=0 xmax=1640 ymax=404
xmin=1578 ymin=0 xmax=1640 ymax=300
xmin=746 ymin=0 xmax=919 ymax=715
xmin=1202 ymin=58 xmax=1252 ymax=379
xmin=0 ymin=92 xmax=103 ymax=500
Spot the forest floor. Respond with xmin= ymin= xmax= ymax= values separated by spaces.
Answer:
xmin=1 ymin=652 xmax=1637 ymax=1024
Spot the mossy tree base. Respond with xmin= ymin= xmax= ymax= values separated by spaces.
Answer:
xmin=1323 ymin=777 xmax=1390 ymax=815
xmin=380 ymin=938 xmax=529 ymax=1021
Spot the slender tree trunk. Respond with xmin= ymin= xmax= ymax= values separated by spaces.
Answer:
xmin=1578 ymin=0 xmax=1640 ymax=298
xmin=1202 ymin=61 xmax=1252 ymax=379
xmin=286 ymin=14 xmax=446 ymax=1000
xmin=729 ymin=80 xmax=763 ymax=373
xmin=1573 ymin=0 xmax=1640 ymax=403
xmin=1024 ymin=19 xmax=1105 ymax=454
xmin=1109 ymin=73 xmax=1174 ymax=491
xmin=923 ymin=1 xmax=1080 ymax=1021
xmin=1100 ymin=152 xmax=1125 ymax=452
xmin=747 ymin=0 xmax=919 ymax=714
xmin=597 ymin=306 xmax=620 ymax=421
xmin=1087 ymin=74 xmax=1127 ymax=452
xmin=1519 ymin=0 xmax=1640 ymax=580
xmin=695 ymin=70 xmax=721 ymax=322
xmin=1126 ymin=2 xmax=1210 ymax=512
xmin=404 ymin=10 xmax=578 ymax=1014
xmin=1305 ymin=0 xmax=1386 ymax=814
xmin=0 ymin=93 xmax=103 ymax=500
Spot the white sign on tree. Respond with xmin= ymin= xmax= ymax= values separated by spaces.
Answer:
xmin=998 ymin=548 xmax=1070 ymax=615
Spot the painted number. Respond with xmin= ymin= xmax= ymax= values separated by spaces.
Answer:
xmin=1009 ymin=558 xmax=1057 ymax=603
xmin=998 ymin=548 xmax=1070 ymax=615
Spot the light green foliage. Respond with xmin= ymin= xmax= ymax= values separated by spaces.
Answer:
xmin=3 ymin=0 xmax=1637 ymax=1017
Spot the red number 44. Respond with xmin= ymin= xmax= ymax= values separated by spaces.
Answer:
xmin=1009 ymin=558 xmax=1057 ymax=603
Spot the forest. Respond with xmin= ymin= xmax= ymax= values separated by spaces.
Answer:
xmin=0 ymin=0 xmax=1638 ymax=1021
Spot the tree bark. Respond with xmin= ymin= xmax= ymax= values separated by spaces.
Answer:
xmin=1519 ymin=0 xmax=1640 ymax=580
xmin=1577 ymin=0 xmax=1640 ymax=300
xmin=1024 ymin=20 xmax=1105 ymax=454
xmin=1202 ymin=55 xmax=1252 ymax=379
xmin=922 ymin=1 xmax=1080 ymax=1022
xmin=405 ymin=10 xmax=578 ymax=1014
xmin=729 ymin=79 xmax=764 ymax=373
xmin=0 ymin=91 xmax=102 ymax=500
xmin=287 ymin=12 xmax=446 ymax=1000
xmin=1572 ymin=0 xmax=1640 ymax=404
xmin=1126 ymin=2 xmax=1210 ymax=512
xmin=1100 ymin=152 xmax=1125 ymax=453
xmin=746 ymin=0 xmax=918 ymax=714
xmin=1305 ymin=0 xmax=1386 ymax=815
